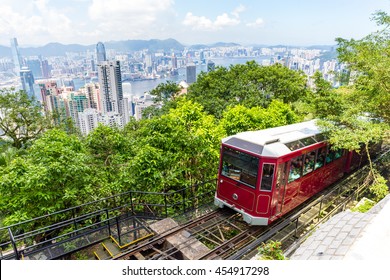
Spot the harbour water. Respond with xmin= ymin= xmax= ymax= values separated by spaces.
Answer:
xmin=74 ymin=56 xmax=270 ymax=97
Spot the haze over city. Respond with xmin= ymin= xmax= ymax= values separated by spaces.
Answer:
xmin=1 ymin=0 xmax=390 ymax=47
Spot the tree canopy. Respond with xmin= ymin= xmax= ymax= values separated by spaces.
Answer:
xmin=186 ymin=61 xmax=309 ymax=118
xmin=0 ymin=89 xmax=49 ymax=149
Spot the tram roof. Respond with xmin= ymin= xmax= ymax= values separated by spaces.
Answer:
xmin=223 ymin=120 xmax=324 ymax=158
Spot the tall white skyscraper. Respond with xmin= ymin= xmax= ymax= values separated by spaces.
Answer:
xmin=98 ymin=61 xmax=122 ymax=114
xmin=96 ymin=42 xmax=107 ymax=64
xmin=97 ymin=60 xmax=129 ymax=126
xmin=10 ymin=38 xmax=23 ymax=74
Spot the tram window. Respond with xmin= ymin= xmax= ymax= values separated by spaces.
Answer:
xmin=288 ymin=155 xmax=304 ymax=183
xmin=300 ymin=137 xmax=317 ymax=146
xmin=276 ymin=163 xmax=287 ymax=189
xmin=286 ymin=140 xmax=305 ymax=151
xmin=221 ymin=147 xmax=259 ymax=188
xmin=260 ymin=164 xmax=275 ymax=191
xmin=315 ymin=147 xmax=327 ymax=170
xmin=326 ymin=147 xmax=343 ymax=162
xmin=334 ymin=148 xmax=344 ymax=160
xmin=303 ymin=151 xmax=316 ymax=175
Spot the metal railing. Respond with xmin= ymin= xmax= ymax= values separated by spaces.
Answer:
xmin=0 ymin=179 xmax=216 ymax=260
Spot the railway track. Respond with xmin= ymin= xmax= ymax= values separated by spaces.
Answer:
xmin=110 ymin=148 xmax=389 ymax=260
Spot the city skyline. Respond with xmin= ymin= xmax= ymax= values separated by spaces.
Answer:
xmin=0 ymin=0 xmax=389 ymax=47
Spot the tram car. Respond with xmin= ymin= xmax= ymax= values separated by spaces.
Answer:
xmin=214 ymin=120 xmax=374 ymax=225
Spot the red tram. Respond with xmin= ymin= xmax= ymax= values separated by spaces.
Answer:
xmin=214 ymin=120 xmax=369 ymax=225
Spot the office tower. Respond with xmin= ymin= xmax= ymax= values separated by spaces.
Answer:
xmin=186 ymin=62 xmax=196 ymax=84
xmin=199 ymin=51 xmax=205 ymax=64
xmin=40 ymin=60 xmax=51 ymax=78
xmin=171 ymin=53 xmax=178 ymax=69
xmin=10 ymin=38 xmax=23 ymax=74
xmin=19 ymin=67 xmax=35 ymax=98
xmin=207 ymin=60 xmax=215 ymax=72
xmin=96 ymin=42 xmax=107 ymax=64
xmin=145 ymin=54 xmax=153 ymax=74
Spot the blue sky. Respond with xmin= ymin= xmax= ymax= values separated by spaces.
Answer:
xmin=0 ymin=0 xmax=389 ymax=47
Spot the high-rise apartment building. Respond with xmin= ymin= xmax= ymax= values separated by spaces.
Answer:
xmin=78 ymin=108 xmax=99 ymax=135
xmin=96 ymin=42 xmax=107 ymax=64
xmin=186 ymin=62 xmax=196 ymax=84
xmin=98 ymin=60 xmax=122 ymax=114
xmin=97 ymin=60 xmax=129 ymax=127
xmin=80 ymin=83 xmax=101 ymax=112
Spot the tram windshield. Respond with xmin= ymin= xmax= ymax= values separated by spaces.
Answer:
xmin=221 ymin=146 xmax=259 ymax=188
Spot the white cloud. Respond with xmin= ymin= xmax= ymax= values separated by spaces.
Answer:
xmin=231 ymin=4 xmax=246 ymax=18
xmin=246 ymin=18 xmax=265 ymax=28
xmin=89 ymin=0 xmax=173 ymax=19
xmin=0 ymin=0 xmax=78 ymax=45
xmin=87 ymin=0 xmax=174 ymax=41
xmin=182 ymin=10 xmax=241 ymax=31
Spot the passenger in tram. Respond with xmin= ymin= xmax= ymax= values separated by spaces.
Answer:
xmin=303 ymin=157 xmax=314 ymax=174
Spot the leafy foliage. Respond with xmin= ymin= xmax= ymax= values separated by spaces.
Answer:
xmin=0 ymin=129 xmax=93 ymax=227
xmin=0 ymin=89 xmax=50 ymax=149
xmin=187 ymin=61 xmax=308 ymax=118
xmin=219 ymin=100 xmax=300 ymax=135
xmin=258 ymin=240 xmax=286 ymax=260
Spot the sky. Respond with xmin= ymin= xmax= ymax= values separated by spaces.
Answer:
xmin=0 ymin=0 xmax=390 ymax=47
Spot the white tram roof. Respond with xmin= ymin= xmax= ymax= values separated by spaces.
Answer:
xmin=222 ymin=120 xmax=324 ymax=158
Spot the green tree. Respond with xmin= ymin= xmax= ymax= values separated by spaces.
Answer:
xmin=0 ymin=129 xmax=93 ymax=227
xmin=316 ymin=12 xmax=390 ymax=201
xmin=123 ymin=99 xmax=224 ymax=193
xmin=336 ymin=11 xmax=390 ymax=123
xmin=0 ymin=89 xmax=49 ymax=149
xmin=150 ymin=80 xmax=182 ymax=102
xmin=309 ymin=72 xmax=347 ymax=119
xmin=219 ymin=100 xmax=300 ymax=136
xmin=84 ymin=124 xmax=134 ymax=196
xmin=187 ymin=62 xmax=308 ymax=118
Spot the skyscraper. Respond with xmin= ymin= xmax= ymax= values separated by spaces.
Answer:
xmin=186 ymin=62 xmax=196 ymax=84
xmin=10 ymin=38 xmax=23 ymax=74
xmin=19 ymin=67 xmax=35 ymax=98
xmin=98 ymin=60 xmax=122 ymax=114
xmin=96 ymin=42 xmax=107 ymax=64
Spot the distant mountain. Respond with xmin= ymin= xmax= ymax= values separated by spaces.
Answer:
xmin=307 ymin=45 xmax=336 ymax=51
xmin=105 ymin=38 xmax=184 ymax=52
xmin=0 ymin=45 xmax=11 ymax=57
xmin=189 ymin=44 xmax=210 ymax=50
xmin=188 ymin=42 xmax=241 ymax=50
xmin=0 ymin=38 xmax=185 ymax=57
xmin=210 ymin=42 xmax=240 ymax=48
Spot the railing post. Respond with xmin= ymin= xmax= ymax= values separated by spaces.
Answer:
xmin=116 ymin=217 xmax=121 ymax=245
xmin=182 ymin=189 xmax=186 ymax=214
xmin=8 ymin=228 xmax=19 ymax=260
xmin=106 ymin=209 xmax=111 ymax=236
xmin=130 ymin=191 xmax=134 ymax=214
xmin=72 ymin=208 xmax=78 ymax=233
xmin=164 ymin=193 xmax=168 ymax=218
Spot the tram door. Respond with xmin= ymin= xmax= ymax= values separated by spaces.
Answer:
xmin=272 ymin=162 xmax=288 ymax=217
